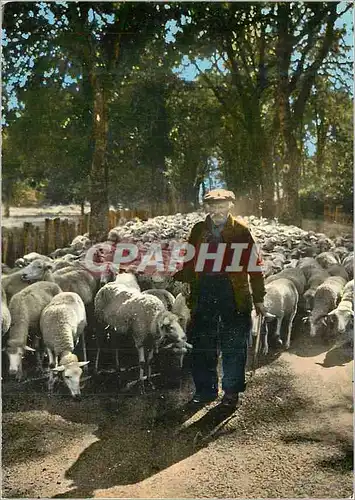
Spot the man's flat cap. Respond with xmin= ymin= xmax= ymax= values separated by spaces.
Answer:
xmin=203 ymin=189 xmax=236 ymax=203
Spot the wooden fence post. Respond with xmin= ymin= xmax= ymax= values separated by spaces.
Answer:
xmin=53 ymin=218 xmax=61 ymax=250
xmin=23 ymin=222 xmax=31 ymax=256
xmin=61 ymin=219 xmax=69 ymax=247
xmin=68 ymin=221 xmax=76 ymax=243
xmin=2 ymin=228 xmax=8 ymax=265
xmin=84 ymin=214 xmax=90 ymax=234
xmin=6 ymin=230 xmax=14 ymax=267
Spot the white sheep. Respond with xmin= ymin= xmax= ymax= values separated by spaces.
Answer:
xmin=342 ymin=252 xmax=353 ymax=280
xmin=2 ymin=286 xmax=11 ymax=336
xmin=107 ymin=293 xmax=190 ymax=392
xmin=309 ymin=276 xmax=347 ymax=338
xmin=2 ymin=267 xmax=33 ymax=301
xmin=70 ymin=235 xmax=91 ymax=252
xmin=142 ymin=289 xmax=176 ymax=311
xmin=5 ymin=281 xmax=62 ymax=380
xmin=94 ymin=272 xmax=141 ymax=323
xmin=171 ymin=292 xmax=191 ymax=332
xmin=265 ymin=268 xmax=306 ymax=296
xmin=14 ymin=252 xmax=53 ymax=268
xmin=315 ymin=251 xmax=341 ymax=269
xmin=94 ymin=272 xmax=141 ymax=371
xmin=326 ymin=279 xmax=354 ymax=341
xmin=326 ymin=264 xmax=349 ymax=281
xmin=259 ymin=278 xmax=299 ymax=354
xmin=296 ymin=257 xmax=323 ymax=281
xmin=40 ymin=292 xmax=89 ymax=398
xmin=21 ymin=259 xmax=97 ymax=305
xmin=303 ymin=268 xmax=330 ymax=312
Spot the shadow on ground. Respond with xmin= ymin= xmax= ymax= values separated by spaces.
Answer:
xmin=3 ymin=341 xmax=312 ymax=498
xmin=281 ymin=428 xmax=353 ymax=473
xmin=49 ymin=361 xmax=311 ymax=498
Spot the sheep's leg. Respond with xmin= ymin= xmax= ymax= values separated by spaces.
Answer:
xmin=115 ymin=349 xmax=120 ymax=372
xmin=47 ymin=348 xmax=56 ymax=369
xmin=81 ymin=329 xmax=88 ymax=373
xmin=261 ymin=321 xmax=269 ymax=356
xmin=94 ymin=347 xmax=100 ymax=374
xmin=138 ymin=346 xmax=145 ymax=395
xmin=47 ymin=370 xmax=57 ymax=396
xmin=274 ymin=316 xmax=284 ymax=347
xmin=34 ymin=337 xmax=44 ymax=374
xmin=284 ymin=307 xmax=297 ymax=350
xmin=146 ymin=349 xmax=155 ymax=390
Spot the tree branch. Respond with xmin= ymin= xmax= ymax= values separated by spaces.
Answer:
xmin=292 ymin=4 xmax=338 ymax=123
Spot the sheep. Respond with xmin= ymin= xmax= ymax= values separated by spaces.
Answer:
xmin=40 ymin=292 xmax=89 ymax=398
xmin=2 ymin=286 xmax=11 ymax=336
xmin=309 ymin=276 xmax=347 ymax=338
xmin=70 ymin=235 xmax=91 ymax=252
xmin=94 ymin=272 xmax=141 ymax=371
xmin=107 ymin=293 xmax=191 ymax=392
xmin=315 ymin=251 xmax=341 ymax=269
xmin=142 ymin=289 xmax=176 ymax=311
xmin=2 ymin=267 xmax=33 ymax=301
xmin=332 ymin=246 xmax=349 ymax=262
xmin=171 ymin=292 xmax=191 ymax=332
xmin=2 ymin=263 xmax=17 ymax=275
xmin=15 ymin=252 xmax=53 ymax=267
xmin=296 ymin=257 xmax=323 ymax=281
xmin=325 ymin=279 xmax=354 ymax=341
xmin=5 ymin=281 xmax=62 ymax=380
xmin=342 ymin=252 xmax=353 ymax=280
xmin=303 ymin=269 xmax=330 ymax=312
xmin=265 ymin=268 xmax=306 ymax=296
xmin=259 ymin=278 xmax=299 ymax=354
xmin=94 ymin=272 xmax=141 ymax=322
xmin=21 ymin=259 xmax=97 ymax=305
xmin=326 ymin=264 xmax=349 ymax=281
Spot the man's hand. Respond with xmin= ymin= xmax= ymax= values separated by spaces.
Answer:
xmin=254 ymin=302 xmax=267 ymax=316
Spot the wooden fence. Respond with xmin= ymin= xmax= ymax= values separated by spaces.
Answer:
xmin=324 ymin=205 xmax=353 ymax=225
xmin=1 ymin=208 xmax=150 ymax=267
xmin=2 ymin=204 xmax=352 ymax=267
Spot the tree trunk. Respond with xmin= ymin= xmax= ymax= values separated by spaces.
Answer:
xmin=89 ymin=75 xmax=109 ymax=242
xmin=279 ymin=134 xmax=302 ymax=226
xmin=3 ymin=179 xmax=12 ymax=217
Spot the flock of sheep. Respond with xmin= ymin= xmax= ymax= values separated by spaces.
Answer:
xmin=2 ymin=212 xmax=353 ymax=400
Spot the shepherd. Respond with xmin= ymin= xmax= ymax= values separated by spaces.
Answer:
xmin=173 ymin=189 xmax=267 ymax=407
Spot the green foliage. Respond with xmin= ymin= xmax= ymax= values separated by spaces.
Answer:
xmin=2 ymin=2 xmax=353 ymax=221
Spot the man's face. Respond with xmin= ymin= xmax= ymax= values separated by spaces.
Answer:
xmin=205 ymin=201 xmax=231 ymax=224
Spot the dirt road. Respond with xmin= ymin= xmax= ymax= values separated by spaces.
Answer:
xmin=2 ymin=333 xmax=353 ymax=499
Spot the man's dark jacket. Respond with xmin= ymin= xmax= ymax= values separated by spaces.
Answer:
xmin=173 ymin=214 xmax=266 ymax=313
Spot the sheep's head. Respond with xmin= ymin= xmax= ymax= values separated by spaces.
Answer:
xmin=309 ymin=316 xmax=327 ymax=338
xmin=52 ymin=360 xmax=90 ymax=399
xmin=327 ymin=308 xmax=354 ymax=334
xmin=5 ymin=344 xmax=35 ymax=380
xmin=303 ymin=289 xmax=316 ymax=312
xmin=157 ymin=311 xmax=183 ymax=338
xmin=21 ymin=259 xmax=54 ymax=282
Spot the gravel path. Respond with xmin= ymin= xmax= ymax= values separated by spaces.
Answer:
xmin=2 ymin=334 xmax=353 ymax=499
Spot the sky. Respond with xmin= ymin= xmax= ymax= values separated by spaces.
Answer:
xmin=3 ymin=2 xmax=353 ymax=139
xmin=169 ymin=4 xmax=353 ymax=83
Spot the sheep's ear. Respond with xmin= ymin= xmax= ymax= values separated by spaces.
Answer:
xmin=52 ymin=365 xmax=65 ymax=372
xmin=78 ymin=361 xmax=90 ymax=367
xmin=24 ymin=345 xmax=36 ymax=352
